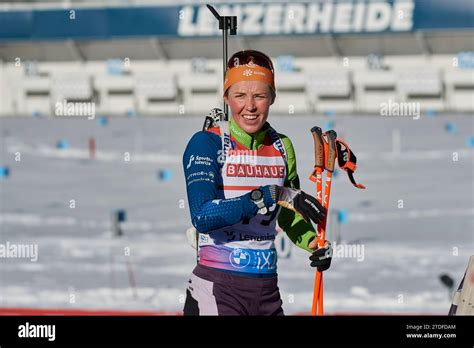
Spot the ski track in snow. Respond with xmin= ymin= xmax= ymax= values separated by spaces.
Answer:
xmin=0 ymin=213 xmax=189 ymax=231
xmin=7 ymin=141 xmax=474 ymax=164
xmin=6 ymin=142 xmax=180 ymax=164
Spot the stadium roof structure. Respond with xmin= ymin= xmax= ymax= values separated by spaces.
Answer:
xmin=0 ymin=0 xmax=473 ymax=61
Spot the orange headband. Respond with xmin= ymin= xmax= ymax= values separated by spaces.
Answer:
xmin=223 ymin=64 xmax=275 ymax=96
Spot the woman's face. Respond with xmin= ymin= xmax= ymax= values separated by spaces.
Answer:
xmin=224 ymin=80 xmax=273 ymax=135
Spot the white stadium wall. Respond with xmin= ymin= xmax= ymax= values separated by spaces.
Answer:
xmin=1 ymin=55 xmax=473 ymax=117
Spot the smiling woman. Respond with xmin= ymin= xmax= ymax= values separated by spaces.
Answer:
xmin=224 ymin=80 xmax=272 ymax=135
xmin=182 ymin=50 xmax=331 ymax=316
xmin=223 ymin=50 xmax=276 ymax=134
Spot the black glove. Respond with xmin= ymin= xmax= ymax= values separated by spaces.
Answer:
xmin=275 ymin=186 xmax=326 ymax=225
xmin=309 ymin=240 xmax=332 ymax=272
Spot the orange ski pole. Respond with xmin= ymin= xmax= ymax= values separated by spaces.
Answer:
xmin=311 ymin=167 xmax=324 ymax=315
xmin=309 ymin=128 xmax=337 ymax=316
xmin=309 ymin=126 xmax=324 ymax=315
xmin=317 ymin=168 xmax=335 ymax=314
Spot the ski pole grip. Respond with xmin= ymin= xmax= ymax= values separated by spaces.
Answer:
xmin=326 ymin=130 xmax=338 ymax=172
xmin=311 ymin=126 xmax=324 ymax=168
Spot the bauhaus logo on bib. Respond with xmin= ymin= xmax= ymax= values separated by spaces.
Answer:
xmin=226 ymin=164 xmax=285 ymax=178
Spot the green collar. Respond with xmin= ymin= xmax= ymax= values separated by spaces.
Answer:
xmin=229 ymin=117 xmax=270 ymax=150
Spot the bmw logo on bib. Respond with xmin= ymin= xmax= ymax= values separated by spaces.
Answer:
xmin=229 ymin=248 xmax=251 ymax=269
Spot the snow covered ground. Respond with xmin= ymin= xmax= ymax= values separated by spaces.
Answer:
xmin=0 ymin=114 xmax=473 ymax=315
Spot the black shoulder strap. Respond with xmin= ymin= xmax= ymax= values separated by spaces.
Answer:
xmin=267 ymin=126 xmax=287 ymax=165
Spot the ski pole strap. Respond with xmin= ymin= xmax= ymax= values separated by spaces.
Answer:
xmin=335 ymin=138 xmax=366 ymax=189
xmin=308 ymin=127 xmax=365 ymax=189
xmin=218 ymin=120 xmax=232 ymax=165
xmin=267 ymin=126 xmax=287 ymax=164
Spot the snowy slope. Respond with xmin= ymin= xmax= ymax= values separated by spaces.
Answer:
xmin=0 ymin=114 xmax=473 ymax=314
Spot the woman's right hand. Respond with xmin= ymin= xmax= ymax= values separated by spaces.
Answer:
xmin=261 ymin=185 xmax=326 ymax=225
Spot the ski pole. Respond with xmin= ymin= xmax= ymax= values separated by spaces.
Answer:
xmin=319 ymin=130 xmax=337 ymax=315
xmin=317 ymin=157 xmax=335 ymax=314
xmin=207 ymin=4 xmax=237 ymax=121
xmin=309 ymin=126 xmax=324 ymax=315
xmin=309 ymin=128 xmax=337 ymax=315
xmin=309 ymin=128 xmax=366 ymax=315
